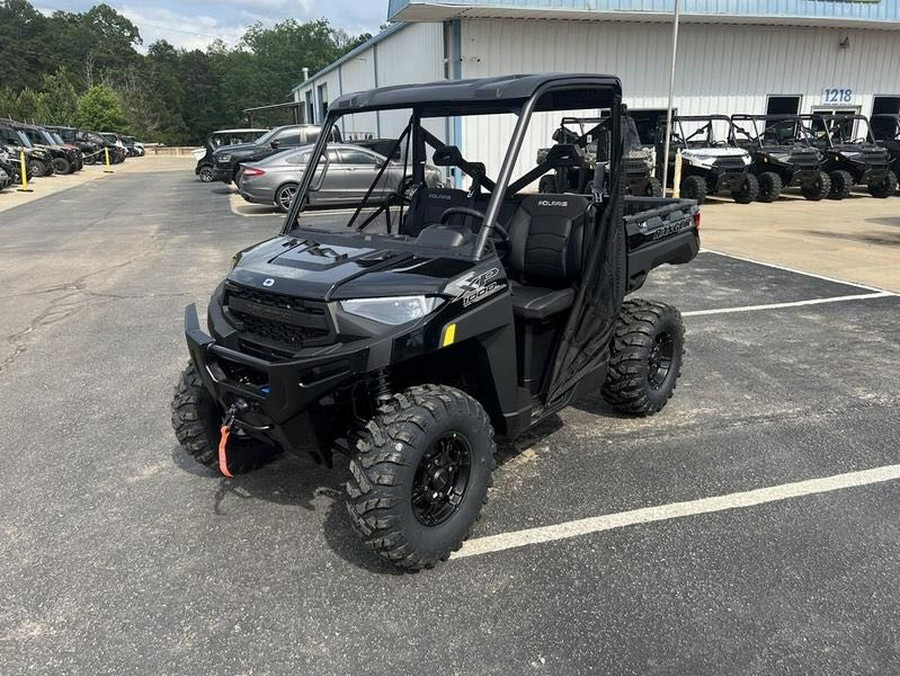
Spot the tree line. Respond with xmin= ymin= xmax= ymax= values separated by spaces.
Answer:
xmin=0 ymin=0 xmax=370 ymax=144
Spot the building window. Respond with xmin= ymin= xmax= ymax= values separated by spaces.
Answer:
xmin=766 ymin=96 xmax=801 ymax=115
xmin=317 ymin=83 xmax=329 ymax=122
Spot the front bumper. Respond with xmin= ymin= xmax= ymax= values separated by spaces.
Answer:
xmin=184 ymin=303 xmax=369 ymax=454
xmin=212 ymin=164 xmax=235 ymax=183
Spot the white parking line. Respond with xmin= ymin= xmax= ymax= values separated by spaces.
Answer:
xmin=701 ymin=248 xmax=893 ymax=294
xmin=454 ymin=464 xmax=900 ymax=560
xmin=682 ymin=291 xmax=893 ymax=317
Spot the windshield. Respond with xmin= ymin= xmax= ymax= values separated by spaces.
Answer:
xmin=16 ymin=130 xmax=33 ymax=147
xmin=808 ymin=115 xmax=873 ymax=146
xmin=670 ymin=117 xmax=733 ymax=147
xmin=51 ymin=132 xmax=65 ymax=145
xmin=38 ymin=129 xmax=57 ymax=145
xmin=282 ymin=87 xmax=621 ymax=261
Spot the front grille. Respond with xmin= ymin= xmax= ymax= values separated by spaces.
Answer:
xmin=790 ymin=151 xmax=819 ymax=168
xmin=863 ymin=151 xmax=888 ymax=166
xmin=713 ymin=158 xmax=747 ymax=171
xmin=224 ymin=281 xmax=331 ymax=351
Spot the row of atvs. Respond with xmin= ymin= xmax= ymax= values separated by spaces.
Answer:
xmin=0 ymin=120 xmax=144 ymax=191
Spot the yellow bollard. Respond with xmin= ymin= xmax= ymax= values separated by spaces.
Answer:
xmin=672 ymin=150 xmax=683 ymax=199
xmin=16 ymin=150 xmax=33 ymax=193
xmin=103 ymin=146 xmax=114 ymax=174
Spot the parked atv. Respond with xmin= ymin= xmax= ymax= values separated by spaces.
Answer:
xmin=730 ymin=114 xmax=832 ymax=201
xmin=0 ymin=149 xmax=14 ymax=190
xmin=803 ymin=113 xmax=897 ymax=199
xmin=16 ymin=122 xmax=80 ymax=175
xmin=171 ymin=74 xmax=700 ymax=571
xmin=871 ymin=113 xmax=900 ymax=194
xmin=537 ymin=115 xmax=663 ymax=197
xmin=0 ymin=122 xmax=53 ymax=177
xmin=657 ymin=115 xmax=756 ymax=204
xmin=193 ymin=128 xmax=268 ymax=182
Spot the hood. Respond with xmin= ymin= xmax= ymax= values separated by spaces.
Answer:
xmin=228 ymin=235 xmax=472 ymax=301
xmin=213 ymin=141 xmax=262 ymax=157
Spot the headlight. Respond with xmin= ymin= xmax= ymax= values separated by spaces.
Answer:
xmin=340 ymin=296 xmax=444 ymax=325
xmin=217 ymin=154 xmax=232 ymax=163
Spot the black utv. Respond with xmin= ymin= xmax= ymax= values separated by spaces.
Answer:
xmin=871 ymin=113 xmax=900 ymax=193
xmin=657 ymin=115 xmax=757 ymax=204
xmin=47 ymin=126 xmax=101 ymax=165
xmin=537 ymin=115 xmax=663 ymax=197
xmin=15 ymin=122 xmax=80 ymax=174
xmin=803 ymin=113 xmax=897 ymax=199
xmin=0 ymin=122 xmax=53 ymax=177
xmin=730 ymin=114 xmax=832 ymax=201
xmin=172 ymin=74 xmax=700 ymax=570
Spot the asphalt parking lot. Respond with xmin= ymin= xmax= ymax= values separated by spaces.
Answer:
xmin=1 ymin=166 xmax=898 ymax=674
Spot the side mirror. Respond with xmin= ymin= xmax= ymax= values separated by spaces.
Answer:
xmin=270 ymin=140 xmax=280 ymax=149
xmin=374 ymin=160 xmax=384 ymax=169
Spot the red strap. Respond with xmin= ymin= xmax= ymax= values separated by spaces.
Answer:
xmin=218 ymin=425 xmax=234 ymax=478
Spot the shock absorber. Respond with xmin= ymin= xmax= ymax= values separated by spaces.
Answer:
xmin=371 ymin=368 xmax=393 ymax=407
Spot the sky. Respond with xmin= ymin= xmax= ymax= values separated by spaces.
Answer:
xmin=35 ymin=1 xmax=387 ymax=51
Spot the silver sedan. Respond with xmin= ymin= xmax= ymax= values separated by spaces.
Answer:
xmin=237 ymin=143 xmax=445 ymax=212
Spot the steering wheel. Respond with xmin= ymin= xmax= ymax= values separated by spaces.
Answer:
xmin=387 ymin=175 xmax=417 ymax=206
xmin=440 ymin=207 xmax=509 ymax=241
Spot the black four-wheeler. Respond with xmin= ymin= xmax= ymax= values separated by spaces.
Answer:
xmin=172 ymin=74 xmax=700 ymax=570
xmin=730 ymin=114 xmax=832 ymax=201
xmin=0 ymin=122 xmax=53 ymax=177
xmin=657 ymin=115 xmax=757 ymax=204
xmin=47 ymin=126 xmax=100 ymax=165
xmin=16 ymin=122 xmax=80 ymax=175
xmin=803 ymin=113 xmax=898 ymax=199
xmin=871 ymin=113 xmax=900 ymax=194
xmin=537 ymin=115 xmax=663 ymax=197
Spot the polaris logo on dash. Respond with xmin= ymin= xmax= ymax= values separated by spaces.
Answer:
xmin=537 ymin=200 xmax=568 ymax=207
xmin=262 ymin=278 xmax=275 ymax=287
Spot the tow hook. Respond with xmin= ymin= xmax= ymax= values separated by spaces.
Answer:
xmin=218 ymin=403 xmax=240 ymax=478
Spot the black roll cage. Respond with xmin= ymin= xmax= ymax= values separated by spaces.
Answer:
xmin=280 ymin=77 xmax=623 ymax=261
xmin=801 ymin=113 xmax=874 ymax=147
xmin=729 ymin=114 xmax=818 ymax=148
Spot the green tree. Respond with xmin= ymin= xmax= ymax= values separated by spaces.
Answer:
xmin=76 ymin=84 xmax=128 ymax=131
xmin=40 ymin=67 xmax=79 ymax=124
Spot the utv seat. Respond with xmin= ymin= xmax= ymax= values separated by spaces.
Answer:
xmin=403 ymin=187 xmax=470 ymax=237
xmin=402 ymin=147 xmax=487 ymax=237
xmin=505 ymin=194 xmax=592 ymax=321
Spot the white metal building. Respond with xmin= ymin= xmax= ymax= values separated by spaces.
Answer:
xmin=294 ymin=0 xmax=900 ymax=178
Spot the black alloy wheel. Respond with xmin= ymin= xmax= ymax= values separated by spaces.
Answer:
xmin=411 ymin=432 xmax=473 ymax=527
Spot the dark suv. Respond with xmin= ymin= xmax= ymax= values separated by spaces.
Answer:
xmin=211 ymin=124 xmax=341 ymax=184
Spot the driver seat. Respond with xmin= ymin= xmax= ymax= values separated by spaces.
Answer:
xmin=505 ymin=194 xmax=592 ymax=321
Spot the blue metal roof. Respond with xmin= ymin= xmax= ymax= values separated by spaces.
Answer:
xmin=388 ymin=0 xmax=899 ymax=23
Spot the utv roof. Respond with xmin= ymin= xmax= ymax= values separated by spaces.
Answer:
xmin=330 ymin=73 xmax=622 ymax=116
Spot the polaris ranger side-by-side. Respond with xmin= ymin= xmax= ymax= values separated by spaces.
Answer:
xmin=730 ymin=114 xmax=832 ymax=201
xmin=803 ymin=113 xmax=898 ymax=199
xmin=658 ymin=115 xmax=757 ymax=204
xmin=172 ymin=74 xmax=700 ymax=570
xmin=537 ymin=115 xmax=663 ymax=197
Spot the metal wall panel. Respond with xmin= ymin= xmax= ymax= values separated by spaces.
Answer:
xmin=293 ymin=23 xmax=447 ymax=143
xmin=460 ymin=17 xmax=900 ymax=181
